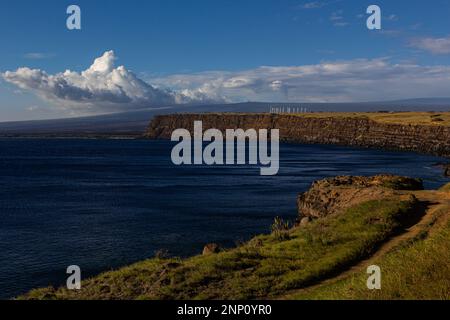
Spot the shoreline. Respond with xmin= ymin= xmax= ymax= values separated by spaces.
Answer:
xmin=5 ymin=112 xmax=450 ymax=299
xmin=3 ymin=111 xmax=450 ymax=158
xmin=18 ymin=174 xmax=450 ymax=300
xmin=146 ymin=113 xmax=450 ymax=158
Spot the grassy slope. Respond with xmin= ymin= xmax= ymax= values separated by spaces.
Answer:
xmin=289 ymin=209 xmax=450 ymax=300
xmin=22 ymin=198 xmax=417 ymax=300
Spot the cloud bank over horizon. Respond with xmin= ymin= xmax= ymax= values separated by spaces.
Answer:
xmin=153 ymin=58 xmax=450 ymax=104
xmin=3 ymin=50 xmax=450 ymax=116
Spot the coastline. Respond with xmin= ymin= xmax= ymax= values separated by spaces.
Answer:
xmin=19 ymin=174 xmax=450 ymax=300
xmin=146 ymin=112 xmax=450 ymax=158
xmin=8 ymin=112 xmax=450 ymax=299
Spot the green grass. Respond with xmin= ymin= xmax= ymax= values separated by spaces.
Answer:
xmin=288 ymin=112 xmax=450 ymax=126
xmin=380 ymin=177 xmax=423 ymax=191
xmin=21 ymin=198 xmax=417 ymax=300
xmin=289 ymin=211 xmax=450 ymax=300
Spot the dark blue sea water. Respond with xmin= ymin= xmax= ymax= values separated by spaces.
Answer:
xmin=0 ymin=139 xmax=448 ymax=299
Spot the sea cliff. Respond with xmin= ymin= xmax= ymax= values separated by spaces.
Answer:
xmin=145 ymin=113 xmax=450 ymax=157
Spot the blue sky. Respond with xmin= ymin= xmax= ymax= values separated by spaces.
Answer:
xmin=1 ymin=0 xmax=450 ymax=121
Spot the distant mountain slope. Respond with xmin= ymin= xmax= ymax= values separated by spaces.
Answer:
xmin=1 ymin=99 xmax=450 ymax=136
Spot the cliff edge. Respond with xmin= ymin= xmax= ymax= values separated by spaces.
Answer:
xmin=146 ymin=113 xmax=450 ymax=157
xmin=297 ymin=175 xmax=423 ymax=218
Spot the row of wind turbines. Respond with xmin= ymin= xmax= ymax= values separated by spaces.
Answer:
xmin=270 ymin=106 xmax=309 ymax=114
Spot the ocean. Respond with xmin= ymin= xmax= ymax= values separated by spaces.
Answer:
xmin=0 ymin=139 xmax=447 ymax=299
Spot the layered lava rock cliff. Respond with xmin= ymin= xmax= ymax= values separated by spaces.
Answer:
xmin=146 ymin=113 xmax=450 ymax=157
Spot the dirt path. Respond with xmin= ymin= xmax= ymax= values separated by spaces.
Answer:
xmin=281 ymin=190 xmax=450 ymax=299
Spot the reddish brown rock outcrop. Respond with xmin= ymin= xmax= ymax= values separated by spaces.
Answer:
xmin=297 ymin=175 xmax=423 ymax=218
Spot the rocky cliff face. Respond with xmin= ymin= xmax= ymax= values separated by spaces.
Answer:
xmin=297 ymin=175 xmax=423 ymax=218
xmin=146 ymin=114 xmax=450 ymax=157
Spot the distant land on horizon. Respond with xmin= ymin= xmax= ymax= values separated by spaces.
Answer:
xmin=1 ymin=98 xmax=450 ymax=137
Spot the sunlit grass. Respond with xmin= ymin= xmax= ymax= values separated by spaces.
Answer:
xmin=289 ymin=209 xmax=450 ymax=300
xmin=21 ymin=198 xmax=417 ymax=300
xmin=288 ymin=112 xmax=450 ymax=126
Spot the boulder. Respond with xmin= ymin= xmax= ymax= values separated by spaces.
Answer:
xmin=202 ymin=243 xmax=221 ymax=255
xmin=300 ymin=217 xmax=311 ymax=227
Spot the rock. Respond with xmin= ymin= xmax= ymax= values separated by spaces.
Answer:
xmin=300 ymin=217 xmax=311 ymax=226
xmin=202 ymin=243 xmax=221 ymax=255
xmin=297 ymin=175 xmax=423 ymax=218
xmin=248 ymin=238 xmax=263 ymax=248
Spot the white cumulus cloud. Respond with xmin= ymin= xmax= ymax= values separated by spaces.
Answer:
xmin=2 ymin=51 xmax=215 ymax=115
xmin=4 ymin=51 xmax=450 ymax=115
